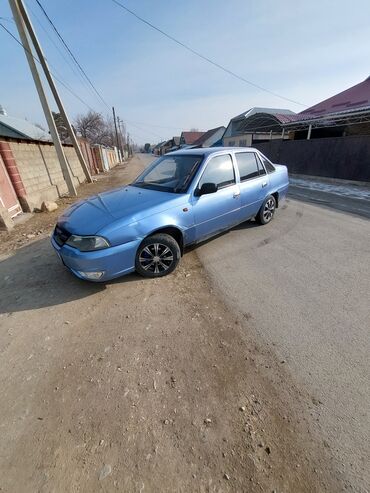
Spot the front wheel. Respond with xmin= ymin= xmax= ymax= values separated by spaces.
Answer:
xmin=256 ymin=195 xmax=276 ymax=225
xmin=135 ymin=233 xmax=181 ymax=278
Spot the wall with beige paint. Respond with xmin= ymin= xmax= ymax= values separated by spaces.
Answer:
xmin=8 ymin=141 xmax=85 ymax=210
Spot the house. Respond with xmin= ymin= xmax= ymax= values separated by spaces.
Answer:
xmin=161 ymin=136 xmax=180 ymax=154
xmin=223 ymin=107 xmax=296 ymax=147
xmin=179 ymin=131 xmax=205 ymax=147
xmin=191 ymin=126 xmax=225 ymax=148
xmin=152 ymin=141 xmax=166 ymax=155
xmin=252 ymin=77 xmax=370 ymax=182
xmin=283 ymin=76 xmax=370 ymax=139
xmin=0 ymin=106 xmax=50 ymax=141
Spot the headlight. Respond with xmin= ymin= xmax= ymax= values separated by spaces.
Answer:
xmin=65 ymin=235 xmax=110 ymax=252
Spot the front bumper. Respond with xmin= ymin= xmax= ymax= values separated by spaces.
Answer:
xmin=51 ymin=236 xmax=141 ymax=281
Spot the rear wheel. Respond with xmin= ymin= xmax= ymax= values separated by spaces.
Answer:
xmin=256 ymin=195 xmax=276 ymax=225
xmin=135 ymin=233 xmax=181 ymax=278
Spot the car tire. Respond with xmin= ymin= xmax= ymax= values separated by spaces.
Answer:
xmin=256 ymin=195 xmax=276 ymax=225
xmin=135 ymin=233 xmax=181 ymax=278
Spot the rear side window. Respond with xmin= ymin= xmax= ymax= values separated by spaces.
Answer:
xmin=199 ymin=154 xmax=235 ymax=189
xmin=259 ymin=154 xmax=276 ymax=174
xmin=235 ymin=152 xmax=260 ymax=181
xmin=257 ymin=157 xmax=266 ymax=176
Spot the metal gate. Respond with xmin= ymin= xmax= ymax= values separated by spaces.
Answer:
xmin=0 ymin=156 xmax=22 ymax=217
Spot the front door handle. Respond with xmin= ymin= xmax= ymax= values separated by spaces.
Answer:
xmin=262 ymin=181 xmax=268 ymax=188
xmin=233 ymin=191 xmax=240 ymax=198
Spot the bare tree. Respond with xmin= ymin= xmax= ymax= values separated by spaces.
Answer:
xmin=74 ymin=111 xmax=116 ymax=147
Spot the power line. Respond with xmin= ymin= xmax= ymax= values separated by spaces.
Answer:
xmin=0 ymin=22 xmax=96 ymax=112
xmin=3 ymin=7 xmax=109 ymax=112
xmin=127 ymin=120 xmax=163 ymax=140
xmin=25 ymin=1 xmax=98 ymax=101
xmin=1 ymin=22 xmax=168 ymax=140
xmin=110 ymin=0 xmax=307 ymax=108
xmin=34 ymin=0 xmax=110 ymax=109
xmin=124 ymin=118 xmax=182 ymax=130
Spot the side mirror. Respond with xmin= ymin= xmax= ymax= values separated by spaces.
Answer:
xmin=196 ymin=182 xmax=218 ymax=196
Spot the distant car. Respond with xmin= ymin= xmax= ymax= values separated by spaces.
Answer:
xmin=51 ymin=148 xmax=289 ymax=281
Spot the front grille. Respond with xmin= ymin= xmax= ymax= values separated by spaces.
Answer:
xmin=53 ymin=225 xmax=71 ymax=246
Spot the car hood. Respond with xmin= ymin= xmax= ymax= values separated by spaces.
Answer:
xmin=57 ymin=185 xmax=186 ymax=235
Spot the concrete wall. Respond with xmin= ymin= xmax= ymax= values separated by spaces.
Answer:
xmin=79 ymin=138 xmax=99 ymax=175
xmin=8 ymin=141 xmax=86 ymax=211
xmin=92 ymin=146 xmax=119 ymax=172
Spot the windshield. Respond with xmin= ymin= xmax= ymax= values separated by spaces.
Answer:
xmin=131 ymin=154 xmax=204 ymax=193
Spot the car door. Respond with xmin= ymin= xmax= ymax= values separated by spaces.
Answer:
xmin=192 ymin=153 xmax=241 ymax=240
xmin=234 ymin=151 xmax=269 ymax=220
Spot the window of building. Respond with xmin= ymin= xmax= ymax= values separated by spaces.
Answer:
xmin=235 ymin=152 xmax=260 ymax=181
xmin=199 ymin=154 xmax=235 ymax=189
xmin=239 ymin=139 xmax=247 ymax=147
xmin=228 ymin=140 xmax=235 ymax=147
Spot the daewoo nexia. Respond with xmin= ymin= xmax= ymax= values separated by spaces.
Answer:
xmin=51 ymin=148 xmax=289 ymax=281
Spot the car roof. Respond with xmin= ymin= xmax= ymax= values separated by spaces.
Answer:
xmin=168 ymin=146 xmax=259 ymax=156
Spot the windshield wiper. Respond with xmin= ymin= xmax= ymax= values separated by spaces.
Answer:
xmin=131 ymin=182 xmax=152 ymax=188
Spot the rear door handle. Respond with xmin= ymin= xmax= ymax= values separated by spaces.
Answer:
xmin=233 ymin=191 xmax=240 ymax=198
xmin=262 ymin=181 xmax=268 ymax=188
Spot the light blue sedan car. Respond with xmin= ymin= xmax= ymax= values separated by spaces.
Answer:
xmin=51 ymin=148 xmax=289 ymax=281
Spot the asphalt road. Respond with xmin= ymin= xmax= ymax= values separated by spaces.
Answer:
xmin=196 ymin=193 xmax=370 ymax=492
xmin=289 ymin=183 xmax=370 ymax=219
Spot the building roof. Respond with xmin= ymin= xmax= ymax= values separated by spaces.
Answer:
xmin=300 ymin=76 xmax=370 ymax=116
xmin=180 ymin=131 xmax=205 ymax=145
xmin=153 ymin=141 xmax=166 ymax=149
xmin=169 ymin=146 xmax=260 ymax=157
xmin=231 ymin=107 xmax=295 ymax=122
xmin=0 ymin=113 xmax=50 ymax=141
xmin=224 ymin=107 xmax=296 ymax=137
xmin=192 ymin=126 xmax=225 ymax=146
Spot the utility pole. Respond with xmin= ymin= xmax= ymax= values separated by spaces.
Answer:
xmin=117 ymin=117 xmax=125 ymax=158
xmin=12 ymin=0 xmax=92 ymax=184
xmin=8 ymin=0 xmax=77 ymax=196
xmin=112 ymin=106 xmax=120 ymax=159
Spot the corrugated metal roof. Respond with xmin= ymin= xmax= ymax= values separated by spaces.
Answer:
xmin=181 ymin=131 xmax=205 ymax=144
xmin=0 ymin=114 xmax=50 ymax=141
xmin=300 ymin=76 xmax=370 ymax=116
xmin=231 ymin=107 xmax=295 ymax=121
xmin=192 ymin=126 xmax=225 ymax=146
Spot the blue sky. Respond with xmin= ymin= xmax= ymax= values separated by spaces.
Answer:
xmin=1 ymin=0 xmax=370 ymax=144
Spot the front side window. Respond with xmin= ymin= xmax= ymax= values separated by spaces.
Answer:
xmin=132 ymin=154 xmax=203 ymax=193
xmin=199 ymin=154 xmax=235 ymax=189
xmin=235 ymin=152 xmax=260 ymax=181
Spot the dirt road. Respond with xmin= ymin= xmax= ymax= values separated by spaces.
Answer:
xmin=0 ymin=154 xmax=343 ymax=492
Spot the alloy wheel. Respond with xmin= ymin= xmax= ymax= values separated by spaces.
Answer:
xmin=263 ymin=198 xmax=275 ymax=222
xmin=138 ymin=243 xmax=174 ymax=274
